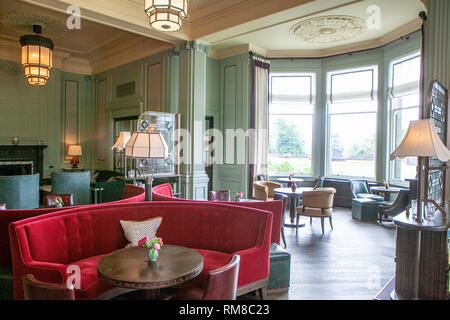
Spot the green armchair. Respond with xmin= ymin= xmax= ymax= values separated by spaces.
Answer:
xmin=51 ymin=171 xmax=90 ymax=205
xmin=351 ymin=180 xmax=383 ymax=202
xmin=0 ymin=174 xmax=39 ymax=209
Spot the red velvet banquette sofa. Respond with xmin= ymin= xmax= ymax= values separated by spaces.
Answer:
xmin=152 ymin=183 xmax=283 ymax=246
xmin=9 ymin=201 xmax=272 ymax=300
xmin=1 ymin=185 xmax=145 ymax=272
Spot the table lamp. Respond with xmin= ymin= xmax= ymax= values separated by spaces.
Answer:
xmin=125 ymin=130 xmax=168 ymax=201
xmin=112 ymin=132 xmax=131 ymax=176
xmin=67 ymin=145 xmax=82 ymax=169
xmin=390 ymin=118 xmax=450 ymax=222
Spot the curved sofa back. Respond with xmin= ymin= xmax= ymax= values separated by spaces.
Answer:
xmin=152 ymin=183 xmax=283 ymax=245
xmin=0 ymin=184 xmax=144 ymax=269
xmin=9 ymin=201 xmax=272 ymax=299
xmin=11 ymin=202 xmax=270 ymax=265
xmin=0 ymin=174 xmax=40 ymax=210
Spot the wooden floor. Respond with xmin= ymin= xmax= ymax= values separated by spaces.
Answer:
xmin=241 ymin=207 xmax=397 ymax=300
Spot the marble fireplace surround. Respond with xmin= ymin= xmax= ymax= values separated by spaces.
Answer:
xmin=0 ymin=145 xmax=47 ymax=183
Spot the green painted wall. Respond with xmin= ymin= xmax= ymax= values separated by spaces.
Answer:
xmin=214 ymin=53 xmax=252 ymax=196
xmin=0 ymin=59 xmax=92 ymax=179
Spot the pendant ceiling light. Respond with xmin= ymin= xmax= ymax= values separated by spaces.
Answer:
xmin=19 ymin=25 xmax=54 ymax=86
xmin=144 ymin=0 xmax=190 ymax=32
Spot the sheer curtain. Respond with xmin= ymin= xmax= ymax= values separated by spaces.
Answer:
xmin=249 ymin=53 xmax=270 ymax=196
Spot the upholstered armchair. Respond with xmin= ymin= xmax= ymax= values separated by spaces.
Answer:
xmin=0 ymin=174 xmax=39 ymax=209
xmin=378 ymin=189 xmax=410 ymax=223
xmin=44 ymin=194 xmax=74 ymax=207
xmin=23 ymin=274 xmax=75 ymax=300
xmin=166 ymin=255 xmax=240 ymax=300
xmin=253 ymin=181 xmax=282 ymax=201
xmin=209 ymin=190 xmax=231 ymax=201
xmin=296 ymin=187 xmax=336 ymax=234
xmin=51 ymin=171 xmax=90 ymax=205
xmin=351 ymin=180 xmax=383 ymax=202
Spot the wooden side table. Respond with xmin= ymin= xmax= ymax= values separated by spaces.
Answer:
xmin=391 ymin=211 xmax=449 ymax=300
xmin=97 ymin=245 xmax=203 ymax=300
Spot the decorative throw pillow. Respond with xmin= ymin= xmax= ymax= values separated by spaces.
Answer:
xmin=120 ymin=217 xmax=163 ymax=248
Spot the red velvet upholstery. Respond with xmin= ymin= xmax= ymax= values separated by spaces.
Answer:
xmin=152 ymin=184 xmax=283 ymax=245
xmin=9 ymin=201 xmax=272 ymax=300
xmin=0 ymin=184 xmax=145 ymax=270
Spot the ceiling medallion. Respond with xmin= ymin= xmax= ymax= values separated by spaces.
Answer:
xmin=289 ymin=15 xmax=367 ymax=43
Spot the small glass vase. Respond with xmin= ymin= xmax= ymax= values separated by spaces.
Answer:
xmin=291 ymin=183 xmax=297 ymax=192
xmin=148 ymin=248 xmax=159 ymax=262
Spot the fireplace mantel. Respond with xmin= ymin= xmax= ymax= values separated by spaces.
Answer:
xmin=0 ymin=145 xmax=48 ymax=183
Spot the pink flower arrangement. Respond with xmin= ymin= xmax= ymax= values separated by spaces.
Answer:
xmin=138 ymin=236 xmax=163 ymax=249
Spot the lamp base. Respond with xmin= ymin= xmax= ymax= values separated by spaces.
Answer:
xmin=70 ymin=156 xmax=79 ymax=169
xmin=145 ymin=176 xmax=153 ymax=201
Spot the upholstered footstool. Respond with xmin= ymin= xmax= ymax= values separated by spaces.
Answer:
xmin=352 ymin=198 xmax=379 ymax=222
xmin=267 ymin=243 xmax=291 ymax=294
xmin=0 ymin=267 xmax=13 ymax=300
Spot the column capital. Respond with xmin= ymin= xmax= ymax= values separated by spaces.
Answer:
xmin=175 ymin=40 xmax=210 ymax=55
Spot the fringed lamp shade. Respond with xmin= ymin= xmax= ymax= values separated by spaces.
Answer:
xmin=19 ymin=26 xmax=53 ymax=86
xmin=390 ymin=119 xmax=450 ymax=162
xmin=144 ymin=0 xmax=190 ymax=32
xmin=112 ymin=132 xmax=131 ymax=151
xmin=125 ymin=132 xmax=168 ymax=159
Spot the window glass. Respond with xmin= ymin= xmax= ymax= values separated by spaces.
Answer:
xmin=269 ymin=73 xmax=315 ymax=175
xmin=327 ymin=66 xmax=378 ymax=178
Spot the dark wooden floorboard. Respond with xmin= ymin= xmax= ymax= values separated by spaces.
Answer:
xmin=240 ymin=207 xmax=397 ymax=300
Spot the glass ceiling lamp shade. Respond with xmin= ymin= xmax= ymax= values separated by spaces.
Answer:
xmin=19 ymin=25 xmax=53 ymax=86
xmin=389 ymin=119 xmax=450 ymax=162
xmin=112 ymin=132 xmax=131 ymax=151
xmin=144 ymin=0 xmax=190 ymax=32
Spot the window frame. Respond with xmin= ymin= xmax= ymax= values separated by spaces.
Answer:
xmin=268 ymin=72 xmax=317 ymax=177
xmin=325 ymin=65 xmax=379 ymax=180
xmin=387 ymin=51 xmax=421 ymax=185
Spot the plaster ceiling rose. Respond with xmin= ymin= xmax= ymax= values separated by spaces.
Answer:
xmin=0 ymin=11 xmax=66 ymax=38
xmin=289 ymin=15 xmax=367 ymax=43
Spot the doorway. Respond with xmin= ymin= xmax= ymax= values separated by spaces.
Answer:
xmin=205 ymin=116 xmax=214 ymax=193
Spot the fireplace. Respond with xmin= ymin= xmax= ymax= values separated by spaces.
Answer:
xmin=0 ymin=161 xmax=33 ymax=175
xmin=0 ymin=145 xmax=47 ymax=182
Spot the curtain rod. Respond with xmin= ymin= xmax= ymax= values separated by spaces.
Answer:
xmin=256 ymin=30 xmax=420 ymax=61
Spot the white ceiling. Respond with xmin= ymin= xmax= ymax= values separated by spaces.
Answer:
xmin=201 ymin=0 xmax=425 ymax=57
xmin=1 ymin=0 xmax=426 ymax=68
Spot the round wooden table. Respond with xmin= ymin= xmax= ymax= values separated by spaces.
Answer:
xmin=370 ymin=186 xmax=408 ymax=201
xmin=274 ymin=187 xmax=313 ymax=228
xmin=97 ymin=245 xmax=203 ymax=300
xmin=277 ymin=177 xmax=304 ymax=187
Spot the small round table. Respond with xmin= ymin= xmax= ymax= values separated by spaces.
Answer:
xmin=97 ymin=245 xmax=203 ymax=300
xmin=277 ymin=177 xmax=304 ymax=187
xmin=274 ymin=187 xmax=312 ymax=228
xmin=370 ymin=186 xmax=407 ymax=201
